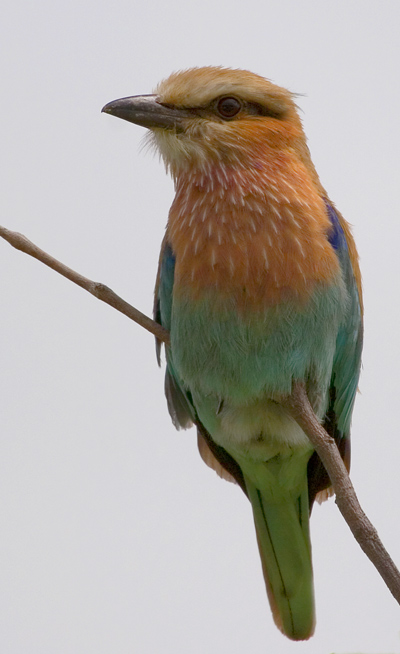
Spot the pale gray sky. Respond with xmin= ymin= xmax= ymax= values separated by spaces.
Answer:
xmin=1 ymin=1 xmax=400 ymax=652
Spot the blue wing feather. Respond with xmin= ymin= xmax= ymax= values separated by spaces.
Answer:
xmin=308 ymin=201 xmax=363 ymax=504
xmin=154 ymin=240 xmax=193 ymax=429
xmin=326 ymin=200 xmax=363 ymax=435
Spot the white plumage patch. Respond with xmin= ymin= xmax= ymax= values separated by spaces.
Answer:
xmin=215 ymin=397 xmax=311 ymax=461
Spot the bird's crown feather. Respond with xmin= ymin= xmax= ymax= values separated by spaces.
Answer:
xmin=155 ymin=66 xmax=295 ymax=116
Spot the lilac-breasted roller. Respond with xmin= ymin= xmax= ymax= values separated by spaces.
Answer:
xmin=103 ymin=67 xmax=363 ymax=641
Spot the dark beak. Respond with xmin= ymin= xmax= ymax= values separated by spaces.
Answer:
xmin=102 ymin=94 xmax=192 ymax=130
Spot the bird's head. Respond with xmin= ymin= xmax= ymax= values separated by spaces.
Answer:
xmin=103 ymin=67 xmax=313 ymax=179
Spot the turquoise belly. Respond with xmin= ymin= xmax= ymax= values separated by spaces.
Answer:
xmin=169 ymin=278 xmax=348 ymax=403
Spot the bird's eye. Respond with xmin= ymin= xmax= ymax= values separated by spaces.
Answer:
xmin=216 ymin=96 xmax=242 ymax=119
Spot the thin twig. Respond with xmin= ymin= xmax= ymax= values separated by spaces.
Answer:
xmin=282 ymin=381 xmax=400 ymax=603
xmin=0 ymin=225 xmax=170 ymax=345
xmin=1 ymin=224 xmax=400 ymax=604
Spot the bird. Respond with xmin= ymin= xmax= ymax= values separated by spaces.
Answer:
xmin=102 ymin=66 xmax=363 ymax=641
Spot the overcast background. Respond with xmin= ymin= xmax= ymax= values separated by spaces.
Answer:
xmin=1 ymin=1 xmax=399 ymax=652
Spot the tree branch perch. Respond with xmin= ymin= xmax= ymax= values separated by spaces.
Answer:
xmin=282 ymin=382 xmax=400 ymax=603
xmin=1 ymin=223 xmax=399 ymax=604
xmin=0 ymin=225 xmax=170 ymax=345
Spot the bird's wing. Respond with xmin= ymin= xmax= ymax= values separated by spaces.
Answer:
xmin=154 ymin=237 xmax=245 ymax=488
xmin=307 ymin=201 xmax=363 ymax=506
xmin=154 ymin=237 xmax=193 ymax=429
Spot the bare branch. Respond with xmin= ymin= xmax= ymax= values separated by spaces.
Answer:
xmin=0 ymin=225 xmax=170 ymax=346
xmin=1 ymin=224 xmax=400 ymax=604
xmin=282 ymin=381 xmax=400 ymax=603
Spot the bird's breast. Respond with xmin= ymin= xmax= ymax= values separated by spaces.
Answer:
xmin=168 ymin=161 xmax=339 ymax=309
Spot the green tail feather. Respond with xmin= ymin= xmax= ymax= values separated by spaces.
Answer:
xmin=246 ymin=477 xmax=315 ymax=640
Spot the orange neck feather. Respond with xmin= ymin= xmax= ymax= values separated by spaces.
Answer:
xmin=167 ymin=137 xmax=340 ymax=310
